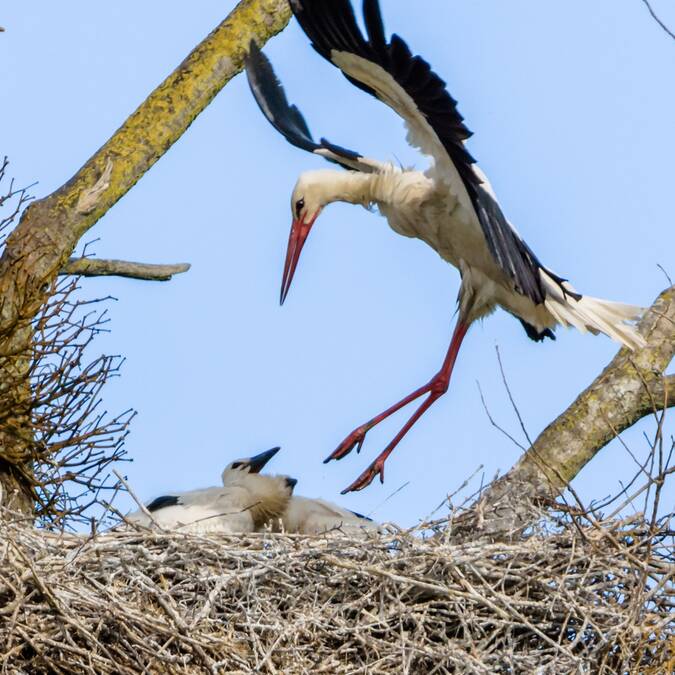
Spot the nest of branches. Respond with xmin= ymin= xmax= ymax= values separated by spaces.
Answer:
xmin=0 ymin=504 xmax=672 ymax=675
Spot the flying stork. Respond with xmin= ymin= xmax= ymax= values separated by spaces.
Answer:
xmin=245 ymin=0 xmax=645 ymax=493
xmin=126 ymin=447 xmax=297 ymax=534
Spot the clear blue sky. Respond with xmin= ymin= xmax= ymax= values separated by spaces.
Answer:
xmin=2 ymin=1 xmax=674 ymax=527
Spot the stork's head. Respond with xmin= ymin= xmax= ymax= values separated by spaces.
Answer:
xmin=221 ymin=446 xmax=298 ymax=527
xmin=281 ymin=171 xmax=334 ymax=305
xmin=221 ymin=446 xmax=280 ymax=484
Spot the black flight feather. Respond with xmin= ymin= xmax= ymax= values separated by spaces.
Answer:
xmin=348 ymin=509 xmax=373 ymax=521
xmin=146 ymin=495 xmax=181 ymax=512
xmin=245 ymin=41 xmax=370 ymax=171
xmin=519 ymin=319 xmax=556 ymax=343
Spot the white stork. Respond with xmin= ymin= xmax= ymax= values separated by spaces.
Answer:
xmin=276 ymin=496 xmax=379 ymax=535
xmin=245 ymin=0 xmax=645 ymax=493
xmin=126 ymin=447 xmax=297 ymax=534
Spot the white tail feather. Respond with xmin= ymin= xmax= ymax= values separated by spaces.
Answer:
xmin=541 ymin=273 xmax=646 ymax=350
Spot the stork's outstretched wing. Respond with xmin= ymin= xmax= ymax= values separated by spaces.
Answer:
xmin=245 ymin=41 xmax=383 ymax=173
xmin=289 ymin=0 xmax=563 ymax=307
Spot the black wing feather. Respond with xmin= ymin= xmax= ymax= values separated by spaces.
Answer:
xmin=290 ymin=0 xmax=571 ymax=310
xmin=474 ymin=186 xmax=546 ymax=303
xmin=245 ymin=41 xmax=370 ymax=171
xmin=146 ymin=495 xmax=181 ymax=512
xmin=348 ymin=509 xmax=373 ymax=521
xmin=519 ymin=319 xmax=556 ymax=343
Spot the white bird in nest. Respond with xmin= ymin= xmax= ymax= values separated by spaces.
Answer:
xmin=275 ymin=495 xmax=379 ymax=536
xmin=245 ymin=0 xmax=646 ymax=494
xmin=126 ymin=447 xmax=297 ymax=534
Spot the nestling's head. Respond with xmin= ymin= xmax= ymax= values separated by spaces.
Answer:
xmin=221 ymin=446 xmax=281 ymax=485
xmin=221 ymin=446 xmax=298 ymax=529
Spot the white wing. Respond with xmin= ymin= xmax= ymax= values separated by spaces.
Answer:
xmin=127 ymin=487 xmax=256 ymax=534
xmin=281 ymin=496 xmax=377 ymax=535
xmin=291 ymin=0 xmax=478 ymax=195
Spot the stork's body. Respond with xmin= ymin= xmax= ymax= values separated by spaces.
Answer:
xmin=276 ymin=495 xmax=379 ymax=535
xmin=126 ymin=447 xmax=297 ymax=534
xmin=289 ymin=167 xmax=571 ymax=333
xmin=245 ymin=0 xmax=645 ymax=492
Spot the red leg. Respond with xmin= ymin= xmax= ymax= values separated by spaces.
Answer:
xmin=326 ymin=319 xmax=470 ymax=493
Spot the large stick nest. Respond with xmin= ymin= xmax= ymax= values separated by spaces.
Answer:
xmin=0 ymin=510 xmax=672 ymax=674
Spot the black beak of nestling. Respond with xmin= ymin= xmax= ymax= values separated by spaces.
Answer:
xmin=247 ymin=446 xmax=281 ymax=473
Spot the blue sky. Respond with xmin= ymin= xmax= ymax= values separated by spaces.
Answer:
xmin=2 ymin=1 xmax=674 ymax=527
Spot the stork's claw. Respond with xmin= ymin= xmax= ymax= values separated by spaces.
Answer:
xmin=341 ymin=458 xmax=385 ymax=494
xmin=324 ymin=425 xmax=368 ymax=463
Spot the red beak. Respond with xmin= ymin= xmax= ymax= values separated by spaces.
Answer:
xmin=280 ymin=214 xmax=317 ymax=305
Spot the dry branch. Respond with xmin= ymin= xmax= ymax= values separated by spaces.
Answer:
xmin=469 ymin=285 xmax=675 ymax=537
xmin=61 ymin=258 xmax=190 ymax=282
xmin=640 ymin=0 xmax=675 ymax=40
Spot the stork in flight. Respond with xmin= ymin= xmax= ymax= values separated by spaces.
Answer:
xmin=245 ymin=0 xmax=645 ymax=493
xmin=126 ymin=447 xmax=297 ymax=534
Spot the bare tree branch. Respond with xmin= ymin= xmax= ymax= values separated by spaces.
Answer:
xmin=640 ymin=0 xmax=675 ymax=40
xmin=0 ymin=0 xmax=291 ymax=337
xmin=61 ymin=258 xmax=190 ymax=282
xmin=466 ymin=285 xmax=675 ymax=538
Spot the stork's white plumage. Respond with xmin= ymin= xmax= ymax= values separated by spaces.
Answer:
xmin=245 ymin=0 xmax=645 ymax=493
xmin=126 ymin=447 xmax=297 ymax=534
xmin=276 ymin=496 xmax=379 ymax=535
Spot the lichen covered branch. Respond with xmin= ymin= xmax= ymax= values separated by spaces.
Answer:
xmin=0 ymin=0 xmax=291 ymax=337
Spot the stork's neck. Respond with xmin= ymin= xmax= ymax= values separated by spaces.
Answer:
xmin=305 ymin=169 xmax=397 ymax=209
xmin=331 ymin=171 xmax=381 ymax=206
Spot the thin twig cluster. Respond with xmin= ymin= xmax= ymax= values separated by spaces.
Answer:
xmin=0 ymin=160 xmax=132 ymax=528
xmin=0 ymin=156 xmax=35 ymax=246
xmin=28 ymin=275 xmax=133 ymax=527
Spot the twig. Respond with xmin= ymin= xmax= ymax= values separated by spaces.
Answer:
xmin=112 ymin=469 xmax=158 ymax=527
xmin=477 ymin=381 xmax=525 ymax=451
xmin=495 ymin=346 xmax=533 ymax=447
xmin=640 ymin=0 xmax=675 ymax=40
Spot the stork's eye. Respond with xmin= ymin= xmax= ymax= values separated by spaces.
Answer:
xmin=295 ymin=198 xmax=305 ymax=219
xmin=230 ymin=462 xmax=243 ymax=470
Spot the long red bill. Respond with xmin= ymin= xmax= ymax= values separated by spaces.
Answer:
xmin=279 ymin=215 xmax=316 ymax=305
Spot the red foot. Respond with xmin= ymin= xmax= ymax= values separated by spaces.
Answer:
xmin=324 ymin=425 xmax=368 ymax=463
xmin=326 ymin=319 xmax=470 ymax=493
xmin=341 ymin=457 xmax=386 ymax=494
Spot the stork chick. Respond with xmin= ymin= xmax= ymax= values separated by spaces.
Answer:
xmin=126 ymin=447 xmax=297 ymax=534
xmin=276 ymin=495 xmax=379 ymax=535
